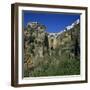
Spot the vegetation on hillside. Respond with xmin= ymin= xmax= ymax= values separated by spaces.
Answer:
xmin=24 ymin=22 xmax=80 ymax=77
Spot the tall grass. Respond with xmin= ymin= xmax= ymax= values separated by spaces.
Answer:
xmin=24 ymin=51 xmax=80 ymax=77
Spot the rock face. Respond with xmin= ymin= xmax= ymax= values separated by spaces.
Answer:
xmin=47 ymin=19 xmax=80 ymax=59
xmin=48 ymin=19 xmax=80 ymax=50
xmin=24 ymin=20 xmax=80 ymax=77
xmin=24 ymin=22 xmax=49 ymax=72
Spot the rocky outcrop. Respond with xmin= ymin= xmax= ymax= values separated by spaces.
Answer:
xmin=24 ymin=20 xmax=80 ymax=76
xmin=48 ymin=19 xmax=80 ymax=59
xmin=24 ymin=22 xmax=49 ymax=72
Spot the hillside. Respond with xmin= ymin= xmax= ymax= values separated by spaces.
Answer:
xmin=24 ymin=20 xmax=80 ymax=77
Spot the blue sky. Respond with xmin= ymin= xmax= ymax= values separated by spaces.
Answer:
xmin=23 ymin=10 xmax=80 ymax=33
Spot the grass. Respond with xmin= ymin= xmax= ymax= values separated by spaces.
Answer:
xmin=24 ymin=50 xmax=80 ymax=77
